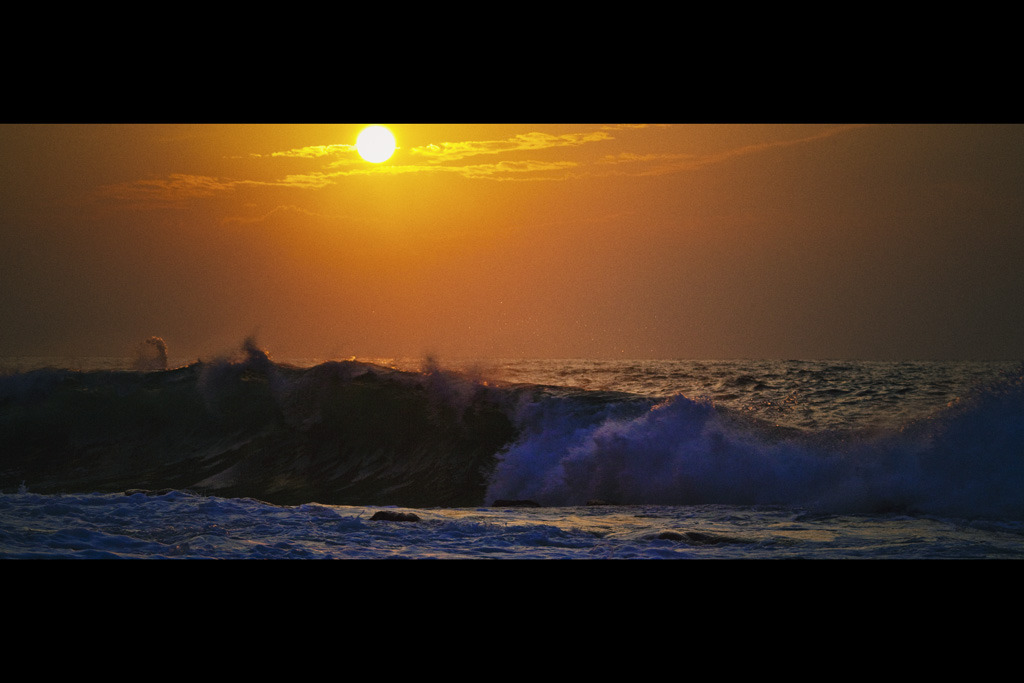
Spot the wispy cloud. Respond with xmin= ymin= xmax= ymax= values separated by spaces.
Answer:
xmin=98 ymin=173 xmax=244 ymax=208
xmin=220 ymin=203 xmax=332 ymax=227
xmin=409 ymin=129 xmax=615 ymax=163
xmin=260 ymin=144 xmax=356 ymax=159
xmin=322 ymin=159 xmax=582 ymax=182
xmin=594 ymin=124 xmax=870 ymax=176
xmin=97 ymin=124 xmax=869 ymax=208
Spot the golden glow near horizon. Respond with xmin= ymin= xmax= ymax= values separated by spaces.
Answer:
xmin=356 ymin=125 xmax=396 ymax=163
xmin=3 ymin=123 xmax=1024 ymax=362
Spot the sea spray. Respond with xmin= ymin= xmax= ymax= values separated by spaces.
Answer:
xmin=133 ymin=336 xmax=169 ymax=372
xmin=485 ymin=367 xmax=1024 ymax=518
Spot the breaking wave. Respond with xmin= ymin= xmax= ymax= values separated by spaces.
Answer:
xmin=486 ymin=371 xmax=1024 ymax=519
xmin=1 ymin=342 xmax=1022 ymax=519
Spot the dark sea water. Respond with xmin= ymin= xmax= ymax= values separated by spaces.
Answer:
xmin=2 ymin=347 xmax=1022 ymax=559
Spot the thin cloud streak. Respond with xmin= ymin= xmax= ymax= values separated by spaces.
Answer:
xmin=262 ymin=144 xmax=355 ymax=159
xmin=595 ymin=124 xmax=870 ymax=176
xmin=98 ymin=173 xmax=242 ymax=208
xmin=410 ymin=129 xmax=615 ymax=162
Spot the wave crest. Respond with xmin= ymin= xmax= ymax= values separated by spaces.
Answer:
xmin=486 ymin=369 xmax=1024 ymax=519
xmin=3 ymin=346 xmax=1022 ymax=519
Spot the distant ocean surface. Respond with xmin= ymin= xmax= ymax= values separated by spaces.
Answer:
xmin=2 ymin=347 xmax=1023 ymax=559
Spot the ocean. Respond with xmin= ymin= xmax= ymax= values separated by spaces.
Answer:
xmin=2 ymin=344 xmax=1022 ymax=559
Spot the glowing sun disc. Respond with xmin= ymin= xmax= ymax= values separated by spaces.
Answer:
xmin=356 ymin=125 xmax=396 ymax=163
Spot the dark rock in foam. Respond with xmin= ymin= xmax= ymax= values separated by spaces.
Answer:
xmin=370 ymin=510 xmax=421 ymax=522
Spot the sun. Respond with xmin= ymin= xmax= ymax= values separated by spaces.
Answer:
xmin=356 ymin=125 xmax=397 ymax=163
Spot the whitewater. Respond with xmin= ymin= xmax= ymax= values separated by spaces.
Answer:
xmin=2 ymin=346 xmax=1023 ymax=559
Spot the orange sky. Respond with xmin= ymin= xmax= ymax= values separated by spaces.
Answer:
xmin=2 ymin=123 xmax=1023 ymax=361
